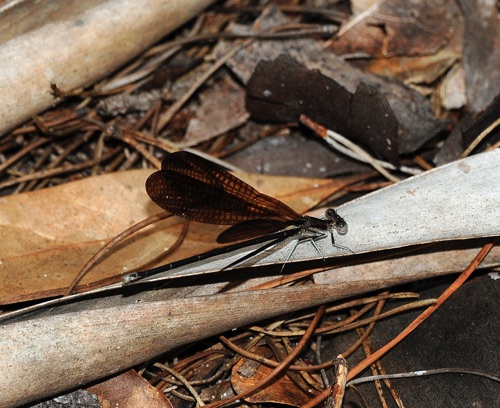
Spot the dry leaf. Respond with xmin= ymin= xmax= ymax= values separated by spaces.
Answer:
xmin=87 ymin=370 xmax=171 ymax=408
xmin=0 ymin=168 xmax=349 ymax=304
xmin=366 ymin=50 xmax=459 ymax=86
xmin=232 ymin=347 xmax=315 ymax=406
xmin=329 ymin=0 xmax=458 ymax=57
xmin=181 ymin=75 xmax=250 ymax=147
xmin=247 ymin=55 xmax=400 ymax=165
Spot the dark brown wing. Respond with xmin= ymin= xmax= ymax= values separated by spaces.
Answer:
xmin=146 ymin=151 xmax=300 ymax=225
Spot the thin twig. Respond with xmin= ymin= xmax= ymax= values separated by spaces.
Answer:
xmin=154 ymin=363 xmax=205 ymax=406
xmin=0 ymin=148 xmax=119 ymax=190
xmin=301 ymin=239 xmax=496 ymax=408
xmin=208 ymin=305 xmax=326 ymax=408
xmin=348 ymin=367 xmax=500 ymax=386
xmin=460 ymin=117 xmax=500 ymax=158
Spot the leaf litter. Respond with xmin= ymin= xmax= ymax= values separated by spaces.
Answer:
xmin=0 ymin=1 xmax=499 ymax=407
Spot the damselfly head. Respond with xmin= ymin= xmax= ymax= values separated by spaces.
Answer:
xmin=325 ymin=208 xmax=348 ymax=235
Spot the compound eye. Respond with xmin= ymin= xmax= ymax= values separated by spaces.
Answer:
xmin=325 ymin=208 xmax=337 ymax=219
xmin=336 ymin=221 xmax=348 ymax=235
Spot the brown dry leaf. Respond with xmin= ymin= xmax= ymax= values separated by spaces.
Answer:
xmin=439 ymin=64 xmax=467 ymax=110
xmin=0 ymin=169 xmax=154 ymax=304
xmin=247 ymin=55 xmax=400 ymax=165
xmin=87 ymin=369 xmax=171 ymax=408
xmin=231 ymin=346 xmax=315 ymax=407
xmin=181 ymin=75 xmax=250 ymax=147
xmin=366 ymin=50 xmax=459 ymax=86
xmin=0 ymin=168 xmax=351 ymax=304
xmin=329 ymin=0 xmax=459 ymax=58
